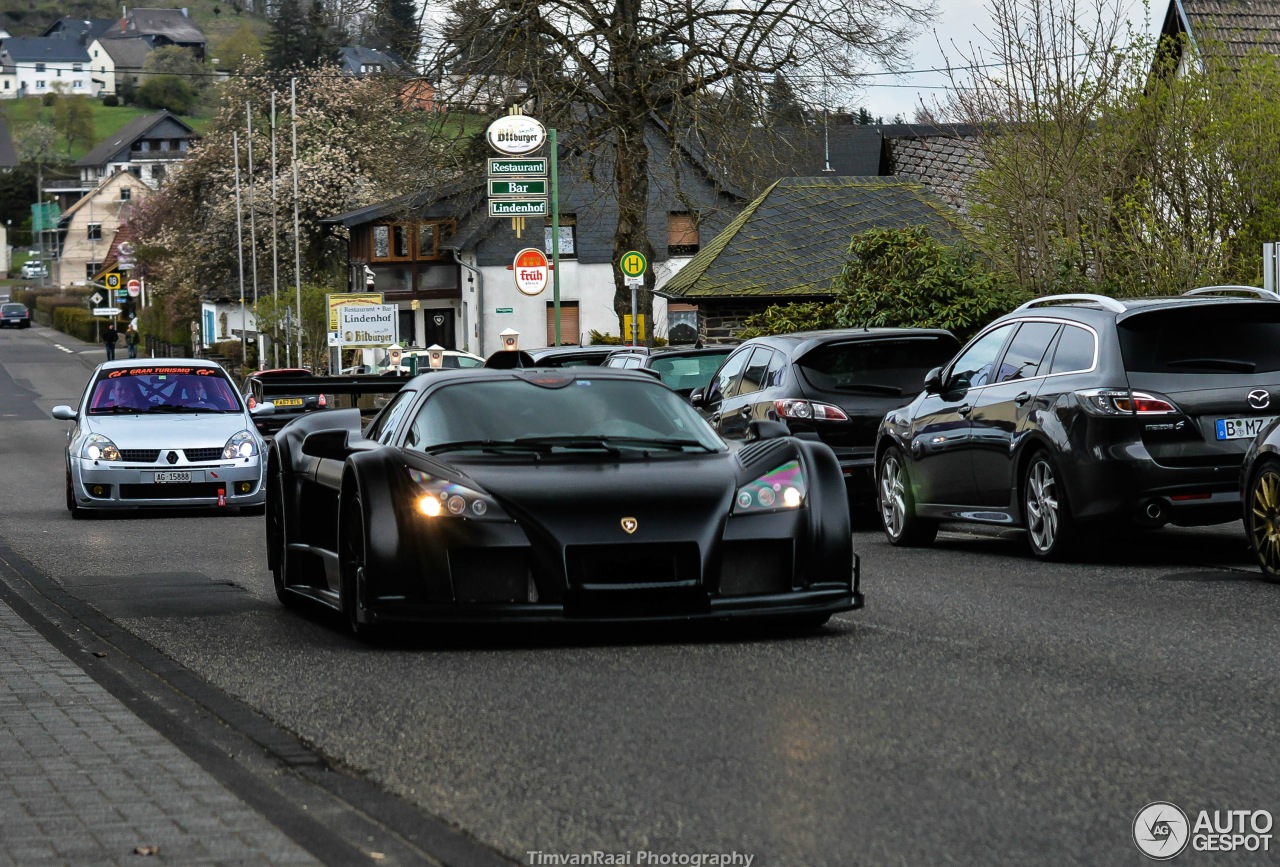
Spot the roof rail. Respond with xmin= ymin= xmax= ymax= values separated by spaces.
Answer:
xmin=1183 ymin=285 xmax=1280 ymax=301
xmin=1016 ymin=294 xmax=1127 ymax=313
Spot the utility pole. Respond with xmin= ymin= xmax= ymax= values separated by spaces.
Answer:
xmin=233 ymin=131 xmax=247 ymax=365
xmin=291 ymin=78 xmax=303 ymax=369
xmin=271 ymin=91 xmax=280 ymax=368
xmin=246 ymin=102 xmax=260 ymax=368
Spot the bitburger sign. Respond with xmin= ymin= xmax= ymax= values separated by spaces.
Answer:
xmin=486 ymin=115 xmax=547 ymax=156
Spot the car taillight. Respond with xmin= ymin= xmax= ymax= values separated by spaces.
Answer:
xmin=773 ymin=399 xmax=849 ymax=421
xmin=1076 ymin=388 xmax=1180 ymax=416
xmin=318 ymin=394 xmax=327 ymax=407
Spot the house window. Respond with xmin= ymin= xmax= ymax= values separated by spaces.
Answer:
xmin=35 ymin=63 xmax=45 ymax=73
xmin=544 ymin=214 xmax=577 ymax=258
xmin=56 ymin=69 xmax=62 ymax=77
xmin=151 ymin=165 xmax=165 ymax=181
xmin=3 ymin=82 xmax=8 ymax=90
xmin=372 ymin=225 xmax=390 ymax=258
xmin=370 ymin=223 xmax=410 ymax=260
xmin=120 ymin=188 xmax=132 ymax=201
xmin=73 ymin=63 xmax=82 ymax=72
xmin=73 ymin=81 xmax=83 ymax=89
xmin=94 ymin=50 xmax=99 ymax=57
xmin=547 ymin=300 xmax=580 ymax=346
xmin=668 ymin=212 xmax=700 ymax=256
xmin=87 ymin=223 xmax=102 ymax=240
xmin=35 ymin=80 xmax=46 ymax=89
xmin=86 ymin=263 xmax=101 ymax=281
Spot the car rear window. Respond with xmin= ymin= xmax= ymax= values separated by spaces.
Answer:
xmin=1119 ymin=305 xmax=1280 ymax=374
xmin=3 ymin=304 xmax=26 ymax=315
xmin=648 ymin=352 xmax=731 ymax=391
xmin=798 ymin=336 xmax=960 ymax=396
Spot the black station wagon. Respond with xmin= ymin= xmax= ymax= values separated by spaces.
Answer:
xmin=877 ymin=289 xmax=1280 ymax=559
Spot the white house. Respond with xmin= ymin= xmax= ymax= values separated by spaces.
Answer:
xmin=55 ymin=169 xmax=148 ymax=287
xmin=87 ymin=36 xmax=152 ymax=96
xmin=0 ymin=37 xmax=94 ymax=98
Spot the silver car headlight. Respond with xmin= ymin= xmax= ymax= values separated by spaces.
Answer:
xmin=222 ymin=430 xmax=259 ymax=459
xmin=82 ymin=434 xmax=121 ymax=462
xmin=733 ymin=460 xmax=806 ymax=514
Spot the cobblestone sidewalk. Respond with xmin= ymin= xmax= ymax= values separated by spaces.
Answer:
xmin=0 ymin=598 xmax=319 ymax=866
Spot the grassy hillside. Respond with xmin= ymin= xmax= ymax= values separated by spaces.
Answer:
xmin=2 ymin=0 xmax=270 ymax=45
xmin=0 ymin=96 xmax=211 ymax=162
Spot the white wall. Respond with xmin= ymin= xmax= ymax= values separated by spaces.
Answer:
xmin=86 ymin=40 xmax=116 ymax=95
xmin=12 ymin=62 xmax=95 ymax=96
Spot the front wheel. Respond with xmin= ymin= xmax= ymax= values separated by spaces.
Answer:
xmin=266 ymin=476 xmax=302 ymax=608
xmin=1246 ymin=460 xmax=1280 ymax=583
xmin=65 ymin=468 xmax=84 ymax=519
xmin=877 ymin=446 xmax=937 ymax=546
xmin=339 ymin=488 xmax=380 ymax=641
xmin=1023 ymin=452 xmax=1077 ymax=560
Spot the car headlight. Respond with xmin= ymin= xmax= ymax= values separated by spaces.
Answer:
xmin=82 ymin=434 xmax=121 ymax=461
xmin=733 ymin=460 xmax=806 ymax=514
xmin=407 ymin=468 xmax=511 ymax=522
xmin=222 ymin=430 xmax=259 ymax=459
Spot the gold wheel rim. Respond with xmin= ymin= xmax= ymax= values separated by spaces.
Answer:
xmin=1250 ymin=469 xmax=1280 ymax=575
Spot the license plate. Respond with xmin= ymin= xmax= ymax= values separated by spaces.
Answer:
xmin=273 ymin=397 xmax=304 ymax=407
xmin=1215 ymin=416 xmax=1277 ymax=440
xmin=153 ymin=471 xmax=192 ymax=483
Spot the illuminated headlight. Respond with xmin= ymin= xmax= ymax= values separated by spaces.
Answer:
xmin=408 ymin=468 xmax=511 ymax=522
xmin=82 ymin=434 xmax=121 ymax=461
xmin=222 ymin=430 xmax=259 ymax=459
xmin=733 ymin=460 xmax=807 ymax=514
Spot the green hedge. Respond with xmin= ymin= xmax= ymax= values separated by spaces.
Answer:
xmin=53 ymin=307 xmax=99 ymax=342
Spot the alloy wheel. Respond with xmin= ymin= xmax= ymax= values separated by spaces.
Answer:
xmin=880 ymin=453 xmax=906 ymax=539
xmin=1025 ymin=459 xmax=1060 ymax=553
xmin=1250 ymin=467 xmax=1280 ymax=580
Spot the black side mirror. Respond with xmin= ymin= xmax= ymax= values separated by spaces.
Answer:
xmin=301 ymin=429 xmax=352 ymax=461
xmin=748 ymin=419 xmax=791 ymax=441
xmin=923 ymin=367 xmax=943 ymax=394
xmin=689 ymin=389 xmax=705 ymax=408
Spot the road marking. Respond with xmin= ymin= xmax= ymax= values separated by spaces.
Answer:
xmin=52 ymin=345 xmax=74 ymax=354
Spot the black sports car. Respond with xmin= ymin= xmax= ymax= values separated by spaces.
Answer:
xmin=266 ymin=367 xmax=860 ymax=635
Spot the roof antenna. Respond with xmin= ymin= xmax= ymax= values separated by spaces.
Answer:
xmin=822 ymin=82 xmax=835 ymax=173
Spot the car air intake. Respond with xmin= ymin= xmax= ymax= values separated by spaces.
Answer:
xmin=566 ymin=542 xmax=699 ymax=590
xmin=183 ymin=447 xmax=223 ymax=462
xmin=448 ymin=549 xmax=532 ymax=603
xmin=119 ymin=483 xmax=228 ymax=500
xmin=719 ymin=540 xmax=794 ymax=595
xmin=119 ymin=449 xmax=161 ymax=463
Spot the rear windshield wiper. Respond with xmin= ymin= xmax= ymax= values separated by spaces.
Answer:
xmin=829 ymin=383 xmax=904 ymax=395
xmin=1165 ymin=358 xmax=1257 ymax=373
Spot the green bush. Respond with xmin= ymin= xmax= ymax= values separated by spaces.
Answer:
xmin=52 ymin=307 xmax=99 ymax=342
xmin=137 ymin=76 xmax=197 ymax=114
xmin=587 ymin=329 xmax=667 ymax=346
xmin=738 ymin=227 xmax=1032 ymax=342
xmin=102 ymin=94 xmax=120 ymax=107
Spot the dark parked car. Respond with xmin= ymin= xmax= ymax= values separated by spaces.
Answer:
xmin=526 ymin=345 xmax=616 ymax=367
xmin=606 ymin=346 xmax=735 ymax=398
xmin=879 ymin=291 xmax=1280 ymax=559
xmin=0 ymin=302 xmax=31 ymax=329
xmin=266 ymin=368 xmax=860 ymax=635
xmin=693 ymin=329 xmax=961 ymax=496
xmin=242 ymin=369 xmax=328 ymax=435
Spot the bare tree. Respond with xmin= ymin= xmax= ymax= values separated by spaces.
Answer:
xmin=427 ymin=0 xmax=935 ymax=336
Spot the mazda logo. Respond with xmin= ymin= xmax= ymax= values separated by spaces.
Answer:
xmin=1249 ymin=389 xmax=1271 ymax=410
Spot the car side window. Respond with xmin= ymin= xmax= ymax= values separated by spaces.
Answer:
xmin=367 ymin=390 xmax=416 ymax=444
xmin=995 ymin=322 xmax=1061 ymax=383
xmin=605 ymin=356 xmax=628 ymax=368
xmin=947 ymin=324 xmax=1016 ymax=391
xmin=705 ymin=348 xmax=752 ymax=406
xmin=736 ymin=348 xmax=773 ymax=398
xmin=1048 ymin=325 xmax=1096 ymax=374
xmin=764 ymin=351 xmax=788 ymax=388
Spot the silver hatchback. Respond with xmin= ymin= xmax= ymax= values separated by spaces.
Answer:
xmin=52 ymin=359 xmax=273 ymax=516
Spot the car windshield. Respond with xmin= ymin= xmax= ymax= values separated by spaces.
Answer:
xmin=2 ymin=304 xmax=26 ymax=315
xmin=1119 ymin=306 xmax=1280 ymax=373
xmin=405 ymin=378 xmax=724 ymax=454
xmin=797 ymin=337 xmax=959 ymax=395
xmin=87 ymin=368 xmax=241 ymax=414
xmin=648 ymin=352 xmax=731 ymax=391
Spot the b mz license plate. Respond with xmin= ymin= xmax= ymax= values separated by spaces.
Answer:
xmin=152 ymin=471 xmax=192 ymax=483
xmin=1215 ymin=416 xmax=1277 ymax=440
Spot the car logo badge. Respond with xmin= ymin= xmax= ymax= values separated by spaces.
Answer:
xmin=1249 ymin=389 xmax=1271 ymax=410
xmin=167 ymin=451 xmax=179 ymax=464
xmin=621 ymin=517 xmax=638 ymax=534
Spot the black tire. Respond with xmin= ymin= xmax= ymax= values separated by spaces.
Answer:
xmin=1022 ymin=451 xmax=1077 ymax=561
xmin=265 ymin=474 xmax=303 ymax=608
xmin=877 ymin=446 xmax=938 ymax=546
xmin=65 ymin=468 xmax=85 ymax=519
xmin=1246 ymin=460 xmax=1280 ymax=583
xmin=338 ymin=486 xmax=380 ymax=641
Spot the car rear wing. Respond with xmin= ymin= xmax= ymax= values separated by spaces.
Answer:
xmin=256 ymin=372 xmax=417 ymax=415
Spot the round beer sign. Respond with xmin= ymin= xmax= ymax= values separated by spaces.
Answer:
xmin=486 ymin=115 xmax=547 ymax=156
xmin=513 ymin=248 xmax=549 ymax=296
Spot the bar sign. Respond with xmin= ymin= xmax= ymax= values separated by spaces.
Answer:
xmin=489 ymin=179 xmax=547 ymax=197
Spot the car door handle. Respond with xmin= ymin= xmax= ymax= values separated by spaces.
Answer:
xmin=739 ymin=406 xmax=753 ymax=419
xmin=1014 ymin=392 xmax=1031 ymax=406
xmin=709 ymin=413 xmax=721 ymax=426
xmin=958 ymin=404 xmax=973 ymax=416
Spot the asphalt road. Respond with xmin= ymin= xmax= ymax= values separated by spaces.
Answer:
xmin=2 ymin=323 xmax=1278 ymax=866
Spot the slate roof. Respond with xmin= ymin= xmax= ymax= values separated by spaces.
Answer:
xmin=338 ymin=46 xmax=405 ymax=75
xmin=97 ymin=36 xmax=153 ymax=72
xmin=0 ymin=36 xmax=91 ymax=64
xmin=1161 ymin=0 xmax=1280 ymax=62
xmin=75 ymin=111 xmax=197 ymax=168
xmin=42 ymin=18 xmax=117 ymax=44
xmin=103 ymin=8 xmax=205 ymax=45
xmin=0 ymin=116 xmax=18 ymax=169
xmin=658 ymin=176 xmax=966 ymax=299
xmin=880 ymin=126 xmax=985 ymax=215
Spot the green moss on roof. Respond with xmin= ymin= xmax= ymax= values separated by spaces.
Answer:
xmin=661 ymin=176 xmax=967 ymax=299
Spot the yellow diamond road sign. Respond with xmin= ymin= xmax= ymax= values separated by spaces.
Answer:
xmin=620 ymin=251 xmax=648 ymax=278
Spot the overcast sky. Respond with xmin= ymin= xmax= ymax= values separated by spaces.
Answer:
xmin=858 ymin=0 xmax=1165 ymax=121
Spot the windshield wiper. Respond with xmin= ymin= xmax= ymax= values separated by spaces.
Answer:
xmin=1165 ymin=358 xmax=1257 ymax=373
xmin=145 ymin=404 xmax=226 ymax=413
xmin=593 ymin=436 xmax=718 ymax=453
xmin=830 ymin=383 xmax=904 ymax=395
xmin=512 ymin=435 xmax=623 ymax=455
xmin=424 ymin=439 xmax=544 ymax=456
